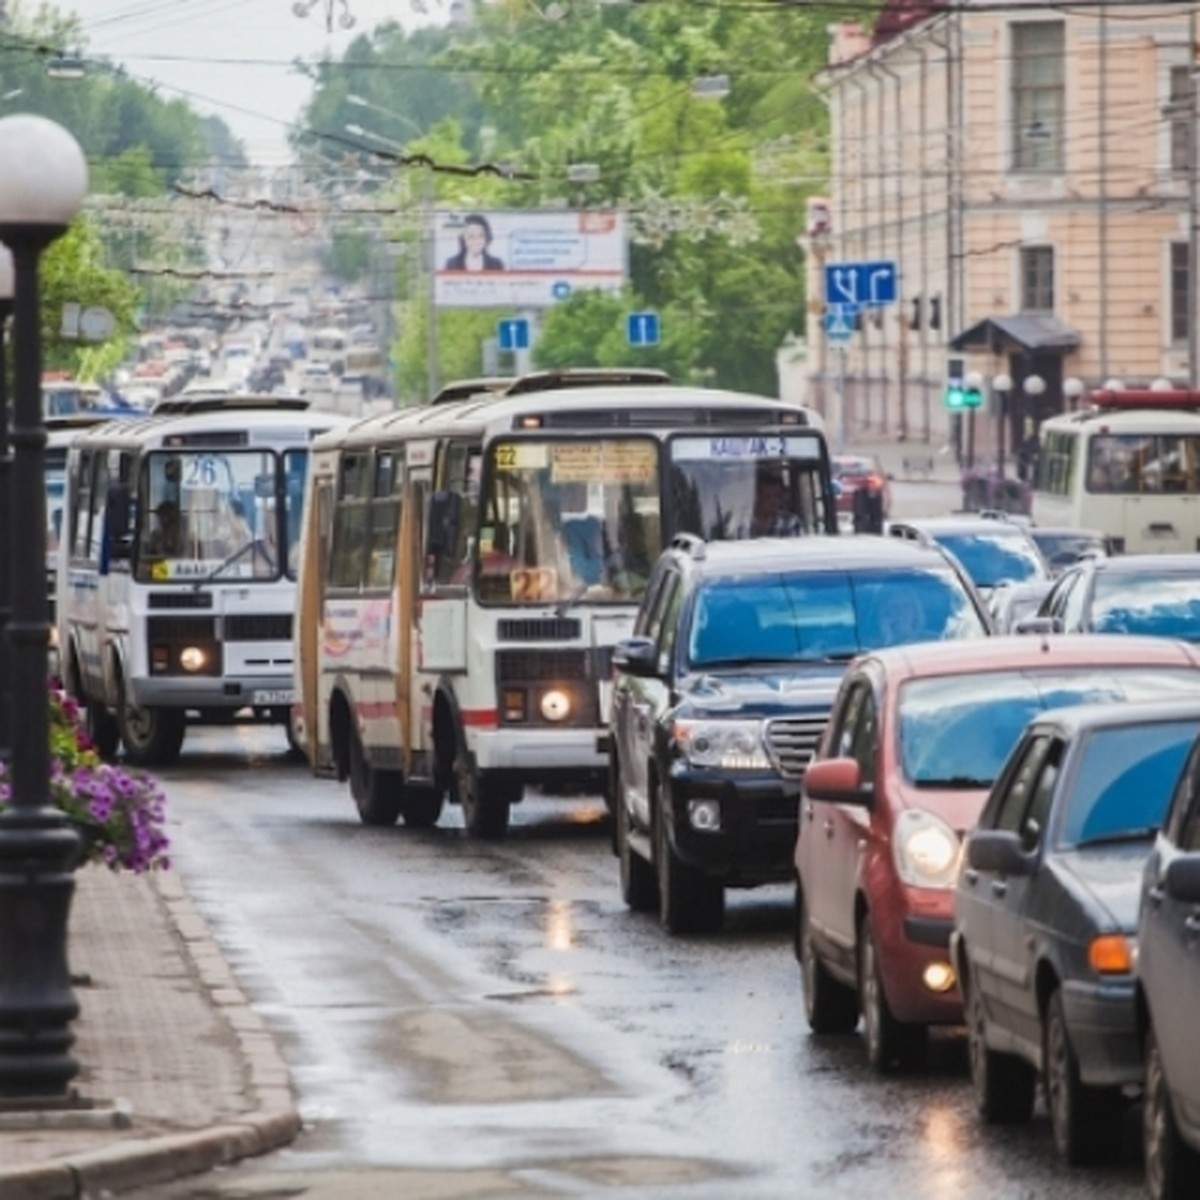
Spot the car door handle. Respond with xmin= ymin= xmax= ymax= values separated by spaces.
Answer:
xmin=1147 ymin=885 xmax=1165 ymax=908
xmin=991 ymin=879 xmax=1008 ymax=898
xmin=1186 ymin=914 xmax=1200 ymax=935
xmin=822 ymin=818 xmax=835 ymax=839
xmin=962 ymin=867 xmax=979 ymax=888
xmin=804 ymin=802 xmax=814 ymax=822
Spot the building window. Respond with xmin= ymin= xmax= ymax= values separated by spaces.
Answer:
xmin=1172 ymin=242 xmax=1189 ymax=343
xmin=1012 ymin=22 xmax=1065 ymax=172
xmin=1020 ymin=246 xmax=1054 ymax=312
xmin=1168 ymin=65 xmax=1192 ymax=175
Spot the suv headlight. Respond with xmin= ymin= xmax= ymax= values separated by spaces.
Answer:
xmin=893 ymin=809 xmax=961 ymax=889
xmin=671 ymin=718 xmax=770 ymax=771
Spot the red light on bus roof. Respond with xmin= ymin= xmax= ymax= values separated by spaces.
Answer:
xmin=1091 ymin=388 xmax=1200 ymax=409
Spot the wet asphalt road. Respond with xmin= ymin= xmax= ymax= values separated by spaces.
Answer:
xmin=130 ymin=720 xmax=1148 ymax=1200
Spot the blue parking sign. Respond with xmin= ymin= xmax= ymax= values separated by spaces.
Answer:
xmin=627 ymin=311 xmax=660 ymax=347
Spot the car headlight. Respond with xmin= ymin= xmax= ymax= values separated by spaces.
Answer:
xmin=893 ymin=809 xmax=961 ymax=889
xmin=671 ymin=718 xmax=770 ymax=771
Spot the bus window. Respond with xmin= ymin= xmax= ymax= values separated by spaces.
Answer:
xmin=284 ymin=450 xmax=310 ymax=578
xmin=429 ymin=442 xmax=479 ymax=587
xmin=366 ymin=452 xmax=401 ymax=589
xmin=476 ymin=436 xmax=661 ymax=604
xmin=329 ymin=452 xmax=371 ymax=589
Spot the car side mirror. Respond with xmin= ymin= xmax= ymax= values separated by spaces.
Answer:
xmin=966 ymin=830 xmax=1034 ymax=876
xmin=612 ymin=636 xmax=660 ymax=678
xmin=803 ymin=757 xmax=873 ymax=808
xmin=1164 ymin=854 xmax=1200 ymax=904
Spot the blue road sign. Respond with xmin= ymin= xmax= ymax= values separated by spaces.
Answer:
xmin=823 ymin=306 xmax=856 ymax=344
xmin=551 ymin=281 xmax=572 ymax=301
xmin=627 ymin=311 xmax=660 ymax=347
xmin=497 ymin=318 xmax=530 ymax=351
xmin=824 ymin=260 xmax=898 ymax=308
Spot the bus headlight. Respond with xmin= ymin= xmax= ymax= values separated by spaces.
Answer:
xmin=179 ymin=645 xmax=207 ymax=673
xmin=540 ymin=688 xmax=572 ymax=722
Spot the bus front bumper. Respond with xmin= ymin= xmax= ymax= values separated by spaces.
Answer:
xmin=128 ymin=675 xmax=295 ymax=712
xmin=471 ymin=727 xmax=607 ymax=773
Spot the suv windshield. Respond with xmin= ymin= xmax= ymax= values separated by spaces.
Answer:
xmin=898 ymin=667 xmax=1200 ymax=787
xmin=934 ymin=530 xmax=1046 ymax=587
xmin=686 ymin=567 xmax=985 ymax=668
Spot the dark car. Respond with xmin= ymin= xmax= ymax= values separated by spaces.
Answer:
xmin=832 ymin=454 xmax=891 ymax=531
xmin=797 ymin=637 xmax=1200 ymax=1074
xmin=1137 ymin=730 xmax=1200 ymax=1200
xmin=609 ymin=535 xmax=989 ymax=935
xmin=1028 ymin=525 xmax=1109 ymax=576
xmin=887 ymin=515 xmax=1051 ymax=597
xmin=954 ymin=699 xmax=1200 ymax=1166
xmin=1036 ymin=553 xmax=1200 ymax=641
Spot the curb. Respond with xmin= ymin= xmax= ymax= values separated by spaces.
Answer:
xmin=0 ymin=872 xmax=302 ymax=1200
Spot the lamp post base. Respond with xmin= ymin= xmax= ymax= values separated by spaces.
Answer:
xmin=0 ymin=812 xmax=81 ymax=1099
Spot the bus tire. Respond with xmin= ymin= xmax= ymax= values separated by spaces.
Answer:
xmin=87 ymin=700 xmax=121 ymax=762
xmin=401 ymin=786 xmax=444 ymax=829
xmin=348 ymin=730 xmax=403 ymax=827
xmin=117 ymin=682 xmax=186 ymax=767
xmin=452 ymin=740 xmax=513 ymax=840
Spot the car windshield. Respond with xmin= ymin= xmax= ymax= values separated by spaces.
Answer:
xmin=899 ymin=667 xmax=1200 ymax=787
xmin=934 ymin=530 xmax=1047 ymax=588
xmin=1090 ymin=571 xmax=1200 ymax=639
xmin=1061 ymin=721 xmax=1197 ymax=846
xmin=686 ymin=567 xmax=986 ymax=668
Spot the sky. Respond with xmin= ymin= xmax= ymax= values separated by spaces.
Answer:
xmin=58 ymin=0 xmax=443 ymax=165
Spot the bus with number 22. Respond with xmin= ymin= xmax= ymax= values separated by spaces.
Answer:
xmin=294 ymin=375 xmax=836 ymax=839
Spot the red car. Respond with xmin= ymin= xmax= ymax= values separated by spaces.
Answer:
xmin=832 ymin=454 xmax=891 ymax=526
xmin=793 ymin=635 xmax=1200 ymax=1073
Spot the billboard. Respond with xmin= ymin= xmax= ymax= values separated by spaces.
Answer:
xmin=434 ymin=209 xmax=627 ymax=310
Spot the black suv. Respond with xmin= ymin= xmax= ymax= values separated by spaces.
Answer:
xmin=609 ymin=534 xmax=990 ymax=934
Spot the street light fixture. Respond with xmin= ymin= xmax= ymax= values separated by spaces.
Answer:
xmin=0 ymin=113 xmax=89 ymax=1101
xmin=1063 ymin=376 xmax=1086 ymax=409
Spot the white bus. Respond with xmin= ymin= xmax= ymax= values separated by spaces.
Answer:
xmin=1033 ymin=389 xmax=1200 ymax=554
xmin=57 ymin=395 xmax=352 ymax=766
xmin=293 ymin=376 xmax=835 ymax=838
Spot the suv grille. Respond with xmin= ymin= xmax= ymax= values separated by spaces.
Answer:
xmin=765 ymin=714 xmax=830 ymax=781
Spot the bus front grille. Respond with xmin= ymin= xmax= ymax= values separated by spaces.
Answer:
xmin=225 ymin=614 xmax=293 ymax=641
xmin=497 ymin=618 xmax=582 ymax=641
xmin=148 ymin=616 xmax=215 ymax=642
xmin=496 ymin=649 xmax=589 ymax=682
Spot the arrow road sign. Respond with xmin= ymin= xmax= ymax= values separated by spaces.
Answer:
xmin=627 ymin=311 xmax=660 ymax=347
xmin=823 ymin=306 xmax=856 ymax=344
xmin=824 ymin=260 xmax=898 ymax=308
xmin=497 ymin=318 xmax=530 ymax=351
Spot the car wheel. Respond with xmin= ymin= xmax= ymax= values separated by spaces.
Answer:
xmin=616 ymin=784 xmax=658 ymax=913
xmin=858 ymin=915 xmax=928 ymax=1073
xmin=348 ymin=729 xmax=403 ymax=826
xmin=117 ymin=677 xmax=186 ymax=767
xmin=796 ymin=885 xmax=858 ymax=1034
xmin=965 ymin=974 xmax=1035 ymax=1123
xmin=453 ymin=736 xmax=513 ymax=840
xmin=654 ymin=795 xmax=723 ymax=935
xmin=1044 ymin=989 xmax=1124 ymax=1165
xmin=1144 ymin=1026 xmax=1200 ymax=1200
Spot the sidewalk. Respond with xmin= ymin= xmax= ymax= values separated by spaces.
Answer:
xmin=0 ymin=866 xmax=300 ymax=1200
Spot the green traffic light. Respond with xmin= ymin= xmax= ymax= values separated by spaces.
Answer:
xmin=945 ymin=386 xmax=965 ymax=410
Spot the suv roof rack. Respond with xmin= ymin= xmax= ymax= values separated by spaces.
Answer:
xmin=669 ymin=532 xmax=707 ymax=560
xmin=503 ymin=367 xmax=671 ymax=395
xmin=151 ymin=394 xmax=310 ymax=416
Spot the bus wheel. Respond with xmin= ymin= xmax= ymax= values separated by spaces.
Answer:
xmin=284 ymin=709 xmax=306 ymax=762
xmin=452 ymin=742 xmax=513 ymax=840
xmin=86 ymin=701 xmax=121 ymax=762
xmin=401 ymin=786 xmax=444 ymax=829
xmin=348 ymin=730 xmax=403 ymax=827
xmin=117 ymin=678 xmax=185 ymax=766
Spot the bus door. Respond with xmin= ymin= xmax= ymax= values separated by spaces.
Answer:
xmin=297 ymin=471 xmax=334 ymax=772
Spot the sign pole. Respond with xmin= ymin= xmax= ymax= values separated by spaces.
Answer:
xmin=836 ymin=345 xmax=847 ymax=455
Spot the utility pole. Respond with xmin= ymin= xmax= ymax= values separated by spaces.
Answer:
xmin=423 ymin=168 xmax=439 ymax=398
xmin=1189 ymin=6 xmax=1199 ymax=388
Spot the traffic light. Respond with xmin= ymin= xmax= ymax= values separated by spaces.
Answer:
xmin=944 ymin=358 xmax=983 ymax=410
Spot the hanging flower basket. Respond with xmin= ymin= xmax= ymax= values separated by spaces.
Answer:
xmin=0 ymin=688 xmax=170 ymax=873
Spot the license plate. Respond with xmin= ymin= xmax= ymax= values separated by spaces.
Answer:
xmin=252 ymin=689 xmax=294 ymax=706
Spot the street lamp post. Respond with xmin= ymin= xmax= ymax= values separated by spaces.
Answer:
xmin=992 ymin=372 xmax=1014 ymax=484
xmin=0 ymin=114 xmax=89 ymax=1101
xmin=0 ymin=247 xmax=13 ymax=766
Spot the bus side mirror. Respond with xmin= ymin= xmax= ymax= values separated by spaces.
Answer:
xmin=425 ymin=491 xmax=462 ymax=565
xmin=103 ymin=483 xmax=135 ymax=566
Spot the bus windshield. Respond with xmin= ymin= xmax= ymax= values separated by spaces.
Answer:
xmin=136 ymin=448 xmax=300 ymax=584
xmin=668 ymin=432 xmax=827 ymax=539
xmin=474 ymin=436 xmax=662 ymax=604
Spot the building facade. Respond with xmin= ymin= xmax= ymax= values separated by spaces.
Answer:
xmin=805 ymin=1 xmax=1197 ymax=461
